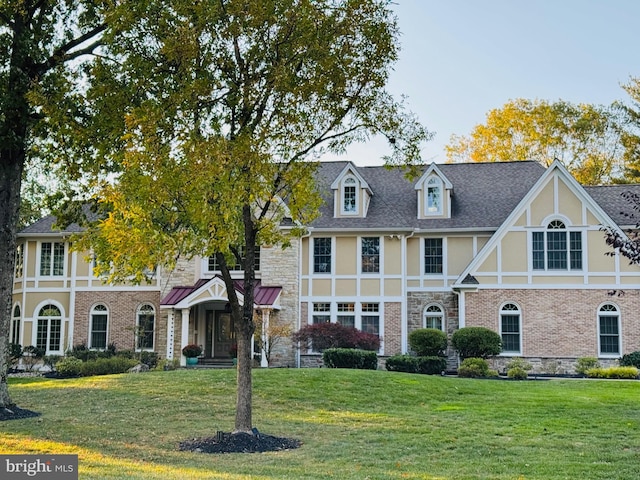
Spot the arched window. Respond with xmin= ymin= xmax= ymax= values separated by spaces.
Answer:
xmin=598 ymin=304 xmax=620 ymax=356
xmin=136 ymin=304 xmax=155 ymax=350
xmin=342 ymin=176 xmax=357 ymax=214
xmin=11 ymin=305 xmax=21 ymax=345
xmin=426 ymin=176 xmax=442 ymax=215
xmin=37 ymin=304 xmax=62 ymax=353
xmin=423 ymin=304 xmax=444 ymax=331
xmin=532 ymin=220 xmax=582 ymax=271
xmin=500 ymin=303 xmax=521 ymax=354
xmin=90 ymin=304 xmax=108 ymax=349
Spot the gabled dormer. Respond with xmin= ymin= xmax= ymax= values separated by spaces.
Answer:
xmin=414 ymin=163 xmax=453 ymax=219
xmin=331 ymin=163 xmax=373 ymax=218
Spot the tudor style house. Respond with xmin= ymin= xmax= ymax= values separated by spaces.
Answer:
xmin=11 ymin=160 xmax=640 ymax=373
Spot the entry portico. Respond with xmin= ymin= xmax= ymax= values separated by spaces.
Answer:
xmin=160 ymin=276 xmax=281 ymax=366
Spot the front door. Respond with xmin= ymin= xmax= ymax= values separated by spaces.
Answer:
xmin=213 ymin=311 xmax=235 ymax=358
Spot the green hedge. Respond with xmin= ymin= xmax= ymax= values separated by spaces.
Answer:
xmin=408 ymin=329 xmax=448 ymax=357
xmin=322 ymin=348 xmax=378 ymax=369
xmin=620 ymin=351 xmax=640 ymax=369
xmin=385 ymin=355 xmax=447 ymax=375
xmin=586 ymin=366 xmax=639 ymax=379
xmin=451 ymin=327 xmax=501 ymax=359
xmin=80 ymin=357 xmax=139 ymax=377
xmin=457 ymin=357 xmax=498 ymax=378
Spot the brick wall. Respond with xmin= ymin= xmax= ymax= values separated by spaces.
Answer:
xmin=74 ymin=291 xmax=161 ymax=353
xmin=384 ymin=302 xmax=402 ymax=355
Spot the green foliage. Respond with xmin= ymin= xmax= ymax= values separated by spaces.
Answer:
xmin=575 ymin=356 xmax=601 ymax=375
xmin=586 ymin=366 xmax=639 ymax=379
xmin=408 ymin=328 xmax=447 ymax=357
xmin=8 ymin=344 xmax=22 ymax=368
xmin=385 ymin=355 xmax=447 ymax=375
xmin=446 ymin=98 xmax=628 ymax=185
xmin=80 ymin=357 xmax=139 ymax=377
xmin=138 ymin=351 xmax=159 ymax=369
xmin=55 ymin=357 xmax=83 ymax=378
xmin=21 ymin=346 xmax=45 ymax=372
xmin=322 ymin=348 xmax=378 ymax=370
xmin=457 ymin=358 xmax=496 ymax=378
xmin=620 ymin=351 xmax=640 ymax=368
xmin=451 ymin=327 xmax=502 ymax=359
xmin=43 ymin=355 xmax=62 ymax=371
xmin=155 ymin=358 xmax=180 ymax=371
xmin=506 ymin=357 xmax=532 ymax=380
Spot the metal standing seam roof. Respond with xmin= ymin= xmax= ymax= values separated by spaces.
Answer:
xmin=160 ymin=277 xmax=282 ymax=307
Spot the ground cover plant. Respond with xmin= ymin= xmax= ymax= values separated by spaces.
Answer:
xmin=1 ymin=369 xmax=639 ymax=479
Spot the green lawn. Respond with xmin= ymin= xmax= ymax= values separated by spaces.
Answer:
xmin=1 ymin=369 xmax=639 ymax=479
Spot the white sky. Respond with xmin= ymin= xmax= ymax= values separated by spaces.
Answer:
xmin=332 ymin=0 xmax=640 ymax=166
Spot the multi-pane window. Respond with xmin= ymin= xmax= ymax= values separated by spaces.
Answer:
xmin=337 ymin=303 xmax=355 ymax=328
xmin=313 ymin=238 xmax=332 ymax=273
xmin=361 ymin=303 xmax=380 ymax=336
xmin=598 ymin=304 xmax=620 ymax=355
xmin=90 ymin=304 xmax=108 ymax=349
xmin=426 ymin=177 xmax=442 ymax=215
xmin=312 ymin=303 xmax=331 ymax=324
xmin=500 ymin=303 xmax=521 ymax=353
xmin=14 ymin=244 xmax=23 ymax=278
xmin=40 ymin=242 xmax=65 ymax=276
xmin=342 ymin=177 xmax=357 ymax=214
xmin=136 ymin=304 xmax=155 ymax=350
xmin=36 ymin=304 xmax=62 ymax=353
xmin=532 ymin=221 xmax=582 ymax=271
xmin=424 ymin=304 xmax=444 ymax=331
xmin=208 ymin=247 xmax=260 ymax=272
xmin=361 ymin=237 xmax=380 ymax=273
xmin=424 ymin=238 xmax=443 ymax=274
xmin=11 ymin=305 xmax=21 ymax=345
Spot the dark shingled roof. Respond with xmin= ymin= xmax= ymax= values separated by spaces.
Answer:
xmin=310 ymin=161 xmax=547 ymax=231
xmin=584 ymin=184 xmax=640 ymax=227
xmin=20 ymin=215 xmax=85 ymax=235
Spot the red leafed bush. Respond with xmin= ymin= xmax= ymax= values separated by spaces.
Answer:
xmin=293 ymin=322 xmax=380 ymax=352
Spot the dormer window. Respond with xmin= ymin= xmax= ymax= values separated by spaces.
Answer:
xmin=342 ymin=177 xmax=358 ymax=214
xmin=426 ymin=177 xmax=442 ymax=215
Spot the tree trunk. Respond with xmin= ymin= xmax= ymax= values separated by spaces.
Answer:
xmin=0 ymin=154 xmax=24 ymax=408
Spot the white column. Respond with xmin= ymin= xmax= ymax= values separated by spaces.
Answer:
xmin=166 ymin=310 xmax=175 ymax=360
xmin=260 ymin=309 xmax=271 ymax=368
xmin=180 ymin=308 xmax=190 ymax=367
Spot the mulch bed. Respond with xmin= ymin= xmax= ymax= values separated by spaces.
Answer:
xmin=179 ymin=430 xmax=301 ymax=454
xmin=0 ymin=405 xmax=41 ymax=421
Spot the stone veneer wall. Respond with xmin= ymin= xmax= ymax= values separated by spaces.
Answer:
xmin=465 ymin=288 xmax=640 ymax=374
xmin=407 ymin=291 xmax=459 ymax=369
xmin=252 ymin=238 xmax=300 ymax=367
xmin=74 ymin=291 xmax=161 ymax=352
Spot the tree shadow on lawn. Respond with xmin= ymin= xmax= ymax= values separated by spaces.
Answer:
xmin=0 ymin=405 xmax=40 ymax=421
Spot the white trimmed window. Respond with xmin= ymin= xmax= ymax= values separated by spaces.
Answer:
xmin=423 ymin=304 xmax=444 ymax=331
xmin=426 ymin=176 xmax=442 ymax=215
xmin=361 ymin=303 xmax=380 ymax=336
xmin=313 ymin=238 xmax=332 ymax=273
xmin=40 ymin=242 xmax=65 ymax=276
xmin=207 ymin=247 xmax=260 ymax=272
xmin=341 ymin=176 xmax=358 ymax=214
xmin=36 ymin=304 xmax=62 ymax=354
xmin=11 ymin=304 xmax=21 ymax=345
xmin=532 ymin=220 xmax=582 ymax=271
xmin=424 ymin=238 xmax=443 ymax=274
xmin=500 ymin=303 xmax=521 ymax=354
xmin=337 ymin=303 xmax=355 ymax=328
xmin=598 ymin=304 xmax=620 ymax=356
xmin=361 ymin=237 xmax=380 ymax=273
xmin=136 ymin=304 xmax=155 ymax=350
xmin=14 ymin=244 xmax=23 ymax=278
xmin=90 ymin=304 xmax=108 ymax=349
xmin=312 ymin=303 xmax=331 ymax=324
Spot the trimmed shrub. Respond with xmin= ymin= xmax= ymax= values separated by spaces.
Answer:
xmin=138 ymin=351 xmax=159 ymax=369
xmin=8 ymin=343 xmax=22 ymax=368
xmin=55 ymin=357 xmax=83 ymax=377
xmin=586 ymin=366 xmax=639 ymax=379
xmin=620 ymin=351 xmax=640 ymax=369
xmin=22 ymin=345 xmax=45 ymax=371
xmin=322 ymin=348 xmax=378 ymax=370
xmin=293 ymin=323 xmax=380 ymax=352
xmin=506 ymin=357 xmax=531 ymax=380
xmin=385 ymin=355 xmax=419 ymax=373
xmin=457 ymin=357 xmax=496 ymax=378
xmin=416 ymin=356 xmax=447 ymax=375
xmin=408 ymin=328 xmax=448 ymax=357
xmin=451 ymin=327 xmax=501 ymax=359
xmin=80 ymin=357 xmax=139 ymax=377
xmin=575 ymin=356 xmax=600 ymax=375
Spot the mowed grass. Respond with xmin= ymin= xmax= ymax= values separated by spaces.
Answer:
xmin=1 ymin=369 xmax=639 ymax=480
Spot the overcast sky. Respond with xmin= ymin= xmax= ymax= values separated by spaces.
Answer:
xmin=333 ymin=0 xmax=640 ymax=166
